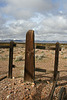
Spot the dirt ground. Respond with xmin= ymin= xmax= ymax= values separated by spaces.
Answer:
xmin=0 ymin=45 xmax=67 ymax=100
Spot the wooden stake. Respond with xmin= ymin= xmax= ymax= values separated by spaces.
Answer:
xmin=8 ymin=41 xmax=14 ymax=78
xmin=54 ymin=42 xmax=59 ymax=80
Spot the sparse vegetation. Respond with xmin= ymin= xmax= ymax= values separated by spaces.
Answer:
xmin=35 ymin=54 xmax=46 ymax=60
xmin=15 ymin=55 xmax=23 ymax=61
xmin=0 ymin=50 xmax=4 ymax=54
xmin=63 ymin=56 xmax=67 ymax=59
xmin=64 ymin=65 xmax=67 ymax=67
xmin=0 ymin=42 xmax=67 ymax=100
xmin=60 ymin=52 xmax=64 ymax=55
xmin=35 ymin=49 xmax=39 ymax=53
xmin=51 ymin=52 xmax=55 ymax=55
xmin=0 ymin=55 xmax=7 ymax=60
xmin=41 ymin=51 xmax=44 ymax=53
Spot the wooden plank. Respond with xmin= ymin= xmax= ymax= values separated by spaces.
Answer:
xmin=36 ymin=46 xmax=45 ymax=49
xmin=0 ymin=46 xmax=10 ymax=48
xmin=0 ymin=43 xmax=16 ymax=48
xmin=48 ymin=72 xmax=59 ymax=100
xmin=8 ymin=41 xmax=14 ymax=78
xmin=58 ymin=87 xmax=66 ymax=100
xmin=0 ymin=76 xmax=7 ymax=81
xmin=54 ymin=42 xmax=59 ymax=80
xmin=24 ymin=30 xmax=35 ymax=82
xmin=36 ymin=45 xmax=61 ymax=50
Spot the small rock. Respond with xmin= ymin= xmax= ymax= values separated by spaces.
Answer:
xmin=32 ymin=83 xmax=35 ymax=85
xmin=3 ymin=86 xmax=8 ymax=90
xmin=5 ymin=86 xmax=8 ymax=89
xmin=26 ymin=88 xmax=28 ymax=91
xmin=18 ymin=80 xmax=22 ymax=83
xmin=31 ymin=83 xmax=35 ymax=87
xmin=29 ymin=95 xmax=32 ymax=99
xmin=12 ymin=77 xmax=15 ymax=79
xmin=25 ymin=87 xmax=27 ymax=89
xmin=8 ymin=84 xmax=11 ymax=86
xmin=14 ymin=82 xmax=16 ymax=85
xmin=14 ymin=91 xmax=16 ymax=94
xmin=38 ymin=79 xmax=41 ymax=81
xmin=21 ymin=83 xmax=25 ymax=86
xmin=47 ymin=81 xmax=50 ymax=84
xmin=26 ymin=82 xmax=30 ymax=85
xmin=9 ymin=90 xmax=14 ymax=94
xmin=28 ymin=88 xmax=30 ymax=91
xmin=7 ymin=95 xmax=10 ymax=99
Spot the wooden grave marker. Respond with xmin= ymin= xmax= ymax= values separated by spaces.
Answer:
xmin=24 ymin=30 xmax=35 ymax=82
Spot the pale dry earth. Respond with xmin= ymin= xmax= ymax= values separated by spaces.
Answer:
xmin=0 ymin=45 xmax=67 ymax=100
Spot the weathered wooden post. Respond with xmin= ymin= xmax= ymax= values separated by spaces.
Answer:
xmin=8 ymin=41 xmax=14 ymax=78
xmin=54 ymin=42 xmax=59 ymax=80
xmin=24 ymin=30 xmax=35 ymax=82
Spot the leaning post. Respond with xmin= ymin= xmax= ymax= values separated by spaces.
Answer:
xmin=24 ymin=30 xmax=35 ymax=82
xmin=8 ymin=41 xmax=14 ymax=78
xmin=54 ymin=42 xmax=59 ymax=80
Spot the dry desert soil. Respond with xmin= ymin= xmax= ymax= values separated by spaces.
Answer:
xmin=0 ymin=44 xmax=67 ymax=100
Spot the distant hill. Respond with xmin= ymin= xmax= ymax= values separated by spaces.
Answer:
xmin=0 ymin=39 xmax=67 ymax=43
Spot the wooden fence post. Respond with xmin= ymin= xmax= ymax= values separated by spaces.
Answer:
xmin=24 ymin=30 xmax=35 ymax=82
xmin=8 ymin=41 xmax=14 ymax=78
xmin=54 ymin=42 xmax=59 ymax=80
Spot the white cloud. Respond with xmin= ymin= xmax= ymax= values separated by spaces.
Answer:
xmin=0 ymin=0 xmax=67 ymax=41
xmin=0 ymin=13 xmax=67 ymax=41
xmin=0 ymin=0 xmax=59 ymax=19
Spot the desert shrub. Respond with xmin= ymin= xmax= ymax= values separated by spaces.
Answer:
xmin=63 ymin=56 xmax=67 ymax=59
xmin=0 ymin=55 xmax=7 ymax=60
xmin=15 ymin=55 xmax=23 ymax=61
xmin=35 ymin=54 xmax=46 ymax=60
xmin=64 ymin=65 xmax=67 ymax=67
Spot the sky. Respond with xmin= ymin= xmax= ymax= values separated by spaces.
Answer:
xmin=0 ymin=0 xmax=67 ymax=41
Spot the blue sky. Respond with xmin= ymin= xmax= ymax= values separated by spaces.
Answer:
xmin=0 ymin=0 xmax=67 ymax=41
